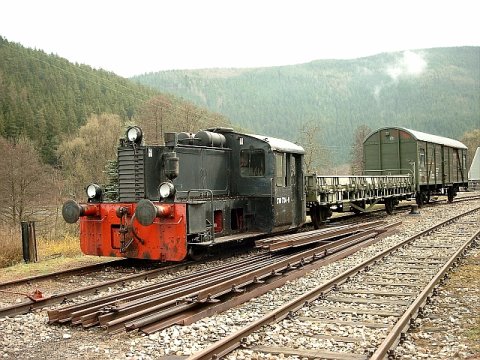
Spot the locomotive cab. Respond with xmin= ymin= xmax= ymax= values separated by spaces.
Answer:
xmin=63 ymin=126 xmax=306 ymax=261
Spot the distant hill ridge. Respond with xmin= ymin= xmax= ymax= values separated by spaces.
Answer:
xmin=132 ymin=47 xmax=480 ymax=163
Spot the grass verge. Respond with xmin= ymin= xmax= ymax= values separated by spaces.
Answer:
xmin=0 ymin=226 xmax=82 ymax=268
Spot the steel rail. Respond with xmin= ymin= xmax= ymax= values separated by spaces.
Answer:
xmin=139 ymin=229 xmax=387 ymax=334
xmin=102 ymin=254 xmax=300 ymax=332
xmin=46 ymin=224 xmax=395 ymax=334
xmin=188 ymin=226 xmax=392 ymax=303
xmin=127 ymin=230 xmax=384 ymax=332
xmin=96 ymin=257 xmax=284 ymax=331
xmin=267 ymin=221 xmax=385 ymax=251
xmin=93 ymin=230 xmax=377 ymax=331
xmin=186 ymin=206 xmax=480 ymax=360
xmin=255 ymin=224 xmax=351 ymax=247
xmin=48 ymin=254 xmax=272 ymax=323
xmin=0 ymin=259 xmax=128 ymax=289
xmin=1 ymin=261 xmax=195 ymax=318
xmin=371 ymin=226 xmax=480 ymax=359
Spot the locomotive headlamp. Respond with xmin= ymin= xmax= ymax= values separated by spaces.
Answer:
xmin=159 ymin=181 xmax=175 ymax=199
xmin=86 ymin=183 xmax=102 ymax=201
xmin=126 ymin=126 xmax=143 ymax=144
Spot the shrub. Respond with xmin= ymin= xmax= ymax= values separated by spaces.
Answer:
xmin=0 ymin=225 xmax=23 ymax=268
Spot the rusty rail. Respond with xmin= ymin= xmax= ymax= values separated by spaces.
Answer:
xmin=0 ymin=259 xmax=128 ymax=290
xmin=1 ymin=261 xmax=193 ymax=318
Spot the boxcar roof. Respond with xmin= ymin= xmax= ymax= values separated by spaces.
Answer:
xmin=248 ymin=134 xmax=305 ymax=154
xmin=368 ymin=126 xmax=468 ymax=149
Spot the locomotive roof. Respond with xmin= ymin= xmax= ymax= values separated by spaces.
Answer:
xmin=248 ymin=134 xmax=305 ymax=154
xmin=367 ymin=126 xmax=468 ymax=149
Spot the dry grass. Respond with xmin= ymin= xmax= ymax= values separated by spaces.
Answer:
xmin=0 ymin=225 xmax=82 ymax=268
xmin=0 ymin=225 xmax=23 ymax=268
xmin=37 ymin=234 xmax=82 ymax=259
xmin=443 ymin=251 xmax=480 ymax=354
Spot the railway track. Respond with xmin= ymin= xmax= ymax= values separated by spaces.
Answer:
xmin=47 ymin=221 xmax=395 ymax=334
xmin=2 ymin=194 xmax=478 ymax=320
xmin=0 ymin=258 xmax=129 ymax=290
xmin=0 ymin=222 xmax=392 ymax=320
xmin=189 ymin=206 xmax=480 ymax=359
xmin=0 ymin=197 xmax=479 ymax=359
xmin=0 ymin=260 xmax=197 ymax=318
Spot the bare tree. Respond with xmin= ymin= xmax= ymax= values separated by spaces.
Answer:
xmin=297 ymin=121 xmax=332 ymax=174
xmin=0 ymin=137 xmax=57 ymax=227
xmin=136 ymin=95 xmax=232 ymax=143
xmin=350 ymin=124 xmax=372 ymax=175
xmin=136 ymin=95 xmax=174 ymax=145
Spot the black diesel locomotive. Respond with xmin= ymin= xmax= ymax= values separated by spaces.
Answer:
xmin=63 ymin=126 xmax=305 ymax=261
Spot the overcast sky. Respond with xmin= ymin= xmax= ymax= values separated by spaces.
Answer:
xmin=0 ymin=0 xmax=478 ymax=77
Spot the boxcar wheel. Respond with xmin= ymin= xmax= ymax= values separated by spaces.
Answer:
xmin=447 ymin=188 xmax=455 ymax=203
xmin=351 ymin=200 xmax=366 ymax=214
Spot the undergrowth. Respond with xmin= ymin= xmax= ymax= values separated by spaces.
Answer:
xmin=0 ymin=225 xmax=81 ymax=268
xmin=0 ymin=225 xmax=23 ymax=268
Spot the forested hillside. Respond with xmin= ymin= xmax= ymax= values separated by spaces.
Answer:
xmin=0 ymin=36 xmax=230 ymax=165
xmin=132 ymin=47 xmax=480 ymax=163
xmin=0 ymin=37 xmax=158 ymax=163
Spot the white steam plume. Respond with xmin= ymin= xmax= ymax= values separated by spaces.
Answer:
xmin=386 ymin=50 xmax=428 ymax=81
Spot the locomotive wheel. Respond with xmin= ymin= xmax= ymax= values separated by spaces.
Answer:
xmin=311 ymin=205 xmax=328 ymax=229
xmin=384 ymin=198 xmax=394 ymax=215
xmin=188 ymin=246 xmax=208 ymax=261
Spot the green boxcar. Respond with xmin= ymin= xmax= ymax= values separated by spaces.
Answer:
xmin=363 ymin=127 xmax=468 ymax=205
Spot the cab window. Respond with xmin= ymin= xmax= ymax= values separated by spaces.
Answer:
xmin=240 ymin=149 xmax=265 ymax=177
xmin=275 ymin=153 xmax=284 ymax=186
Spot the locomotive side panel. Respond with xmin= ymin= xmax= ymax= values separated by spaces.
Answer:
xmin=173 ymin=147 xmax=230 ymax=197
